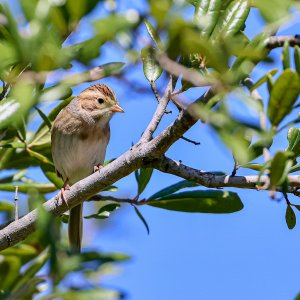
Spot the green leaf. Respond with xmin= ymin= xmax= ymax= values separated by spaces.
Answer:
xmin=0 ymin=82 xmax=36 ymax=130
xmin=149 ymin=180 xmax=199 ymax=199
xmin=0 ymin=201 xmax=14 ymax=213
xmin=266 ymin=73 xmax=274 ymax=93
xmin=50 ymin=288 xmax=122 ymax=300
xmin=1 ymin=244 xmax=38 ymax=265
xmin=252 ymin=0 xmax=292 ymax=23
xmin=290 ymin=164 xmax=300 ymax=173
xmin=146 ymin=190 xmax=243 ymax=213
xmin=287 ymin=127 xmax=300 ymax=158
xmin=211 ymin=0 xmax=250 ymax=40
xmin=84 ymin=203 xmax=120 ymax=219
xmin=0 ymin=142 xmax=25 ymax=149
xmin=8 ymin=277 xmax=45 ymax=300
xmin=269 ymin=151 xmax=292 ymax=190
xmin=250 ymin=69 xmax=278 ymax=91
xmin=63 ymin=62 xmax=125 ymax=86
xmin=13 ymin=250 xmax=48 ymax=294
xmin=40 ymin=164 xmax=63 ymax=189
xmin=285 ymin=205 xmax=296 ymax=229
xmin=267 ymin=69 xmax=300 ymax=127
xmin=27 ymin=148 xmax=54 ymax=166
xmin=93 ymin=14 xmax=138 ymax=41
xmin=144 ymin=20 xmax=163 ymax=50
xmin=294 ymin=45 xmax=300 ymax=76
xmin=281 ymin=41 xmax=290 ymax=70
xmin=135 ymin=168 xmax=153 ymax=195
xmin=0 ymin=255 xmax=21 ymax=291
xmin=194 ymin=0 xmax=222 ymax=38
xmin=34 ymin=106 xmax=52 ymax=129
xmin=240 ymin=163 xmax=264 ymax=171
xmin=133 ymin=205 xmax=150 ymax=234
xmin=141 ymin=47 xmax=162 ymax=82
xmin=0 ymin=183 xmax=56 ymax=193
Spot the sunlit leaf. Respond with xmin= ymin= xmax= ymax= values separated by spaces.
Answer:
xmin=0 ymin=183 xmax=56 ymax=193
xmin=269 ymin=151 xmax=292 ymax=190
xmin=211 ymin=0 xmax=250 ymax=40
xmin=287 ymin=127 xmax=300 ymax=158
xmin=141 ymin=47 xmax=162 ymax=82
xmin=281 ymin=41 xmax=290 ymax=70
xmin=267 ymin=69 xmax=300 ymax=127
xmin=144 ymin=20 xmax=163 ymax=50
xmin=194 ymin=0 xmax=222 ymax=38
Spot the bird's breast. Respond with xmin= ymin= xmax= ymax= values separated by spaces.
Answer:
xmin=51 ymin=121 xmax=110 ymax=185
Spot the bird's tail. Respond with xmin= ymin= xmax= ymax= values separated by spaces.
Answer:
xmin=68 ymin=204 xmax=83 ymax=253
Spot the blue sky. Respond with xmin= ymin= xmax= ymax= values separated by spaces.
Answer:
xmin=2 ymin=1 xmax=300 ymax=299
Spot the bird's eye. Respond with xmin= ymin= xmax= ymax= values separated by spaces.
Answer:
xmin=97 ymin=98 xmax=104 ymax=104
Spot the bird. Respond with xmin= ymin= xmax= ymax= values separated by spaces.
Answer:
xmin=51 ymin=84 xmax=124 ymax=252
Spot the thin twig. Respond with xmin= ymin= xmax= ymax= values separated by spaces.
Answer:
xmin=150 ymin=81 xmax=161 ymax=102
xmin=181 ymin=136 xmax=200 ymax=145
xmin=243 ymin=77 xmax=271 ymax=162
xmin=140 ymin=76 xmax=175 ymax=142
xmin=150 ymin=80 xmax=172 ymax=114
xmin=157 ymin=53 xmax=218 ymax=88
xmin=14 ymin=186 xmax=18 ymax=221
xmin=231 ymin=160 xmax=239 ymax=177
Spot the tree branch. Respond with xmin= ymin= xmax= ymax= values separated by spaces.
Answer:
xmin=151 ymin=156 xmax=300 ymax=190
xmin=266 ymin=35 xmax=300 ymax=49
xmin=140 ymin=77 xmax=174 ymax=142
xmin=157 ymin=54 xmax=218 ymax=88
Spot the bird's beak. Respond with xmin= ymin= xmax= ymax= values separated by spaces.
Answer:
xmin=111 ymin=104 xmax=125 ymax=113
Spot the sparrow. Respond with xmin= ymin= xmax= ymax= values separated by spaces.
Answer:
xmin=51 ymin=84 xmax=124 ymax=252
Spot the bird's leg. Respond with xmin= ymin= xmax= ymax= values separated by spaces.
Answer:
xmin=93 ymin=164 xmax=103 ymax=173
xmin=60 ymin=180 xmax=70 ymax=209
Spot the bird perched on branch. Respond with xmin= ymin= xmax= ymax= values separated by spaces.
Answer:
xmin=51 ymin=84 xmax=124 ymax=252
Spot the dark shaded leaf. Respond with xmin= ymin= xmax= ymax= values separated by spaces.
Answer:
xmin=133 ymin=205 xmax=150 ymax=234
xmin=285 ymin=205 xmax=296 ymax=229
xmin=147 ymin=190 xmax=243 ymax=213
xmin=137 ymin=168 xmax=153 ymax=195
xmin=84 ymin=203 xmax=120 ymax=219
xmin=34 ymin=106 xmax=52 ymax=129
xmin=149 ymin=180 xmax=199 ymax=199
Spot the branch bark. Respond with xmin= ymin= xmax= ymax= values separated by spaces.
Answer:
xmin=151 ymin=156 xmax=300 ymax=190
xmin=266 ymin=35 xmax=300 ymax=49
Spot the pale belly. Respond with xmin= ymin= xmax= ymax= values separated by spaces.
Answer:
xmin=52 ymin=132 xmax=107 ymax=185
